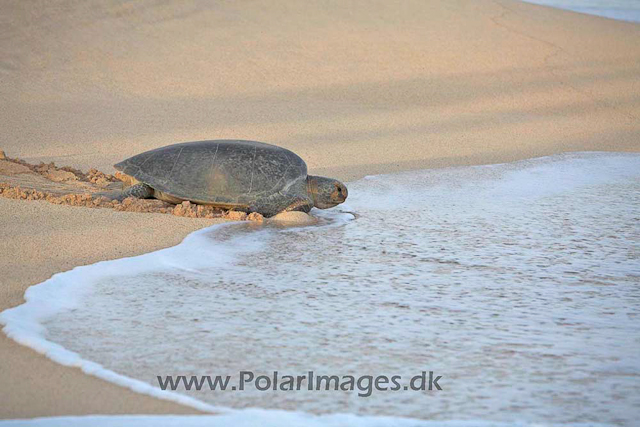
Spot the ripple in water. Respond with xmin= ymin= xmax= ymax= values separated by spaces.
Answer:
xmin=41 ymin=153 xmax=640 ymax=426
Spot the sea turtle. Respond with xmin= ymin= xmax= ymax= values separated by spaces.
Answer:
xmin=107 ymin=140 xmax=348 ymax=217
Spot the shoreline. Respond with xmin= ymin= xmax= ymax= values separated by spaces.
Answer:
xmin=3 ymin=148 xmax=639 ymax=419
xmin=1 ymin=0 xmax=639 ymax=419
xmin=3 ymin=150 xmax=640 ymax=424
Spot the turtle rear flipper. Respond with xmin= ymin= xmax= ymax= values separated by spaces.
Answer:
xmin=95 ymin=183 xmax=154 ymax=201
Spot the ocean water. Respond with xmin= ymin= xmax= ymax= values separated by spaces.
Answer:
xmin=2 ymin=153 xmax=640 ymax=426
xmin=522 ymin=0 xmax=640 ymax=22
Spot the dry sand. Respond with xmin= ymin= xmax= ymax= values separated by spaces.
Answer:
xmin=1 ymin=0 xmax=639 ymax=419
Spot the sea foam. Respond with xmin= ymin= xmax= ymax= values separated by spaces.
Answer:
xmin=1 ymin=152 xmax=639 ymax=426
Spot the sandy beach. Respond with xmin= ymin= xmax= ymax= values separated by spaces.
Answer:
xmin=1 ymin=0 xmax=639 ymax=419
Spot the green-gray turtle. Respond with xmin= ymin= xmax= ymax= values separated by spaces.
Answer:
xmin=109 ymin=140 xmax=348 ymax=217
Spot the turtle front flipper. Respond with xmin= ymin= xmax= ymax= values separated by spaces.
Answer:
xmin=250 ymin=192 xmax=313 ymax=217
xmin=284 ymin=197 xmax=314 ymax=213
xmin=96 ymin=183 xmax=155 ymax=201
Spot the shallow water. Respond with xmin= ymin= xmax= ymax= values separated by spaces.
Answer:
xmin=522 ymin=0 xmax=640 ymax=22
xmin=7 ymin=153 xmax=640 ymax=426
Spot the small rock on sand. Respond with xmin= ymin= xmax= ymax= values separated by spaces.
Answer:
xmin=0 ymin=150 xmax=6 ymax=160
xmin=45 ymin=169 xmax=79 ymax=182
xmin=269 ymin=211 xmax=318 ymax=226
xmin=114 ymin=171 xmax=137 ymax=187
xmin=247 ymin=212 xmax=264 ymax=222
xmin=224 ymin=210 xmax=248 ymax=221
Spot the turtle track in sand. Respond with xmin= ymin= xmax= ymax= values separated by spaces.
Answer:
xmin=0 ymin=150 xmax=263 ymax=221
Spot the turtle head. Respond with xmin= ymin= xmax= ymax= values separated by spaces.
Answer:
xmin=307 ymin=175 xmax=348 ymax=209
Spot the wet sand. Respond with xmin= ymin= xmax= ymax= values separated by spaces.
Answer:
xmin=1 ymin=0 xmax=639 ymax=419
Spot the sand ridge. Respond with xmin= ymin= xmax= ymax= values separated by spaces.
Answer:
xmin=0 ymin=154 xmax=264 ymax=221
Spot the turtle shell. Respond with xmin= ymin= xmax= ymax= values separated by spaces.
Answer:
xmin=114 ymin=140 xmax=308 ymax=207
